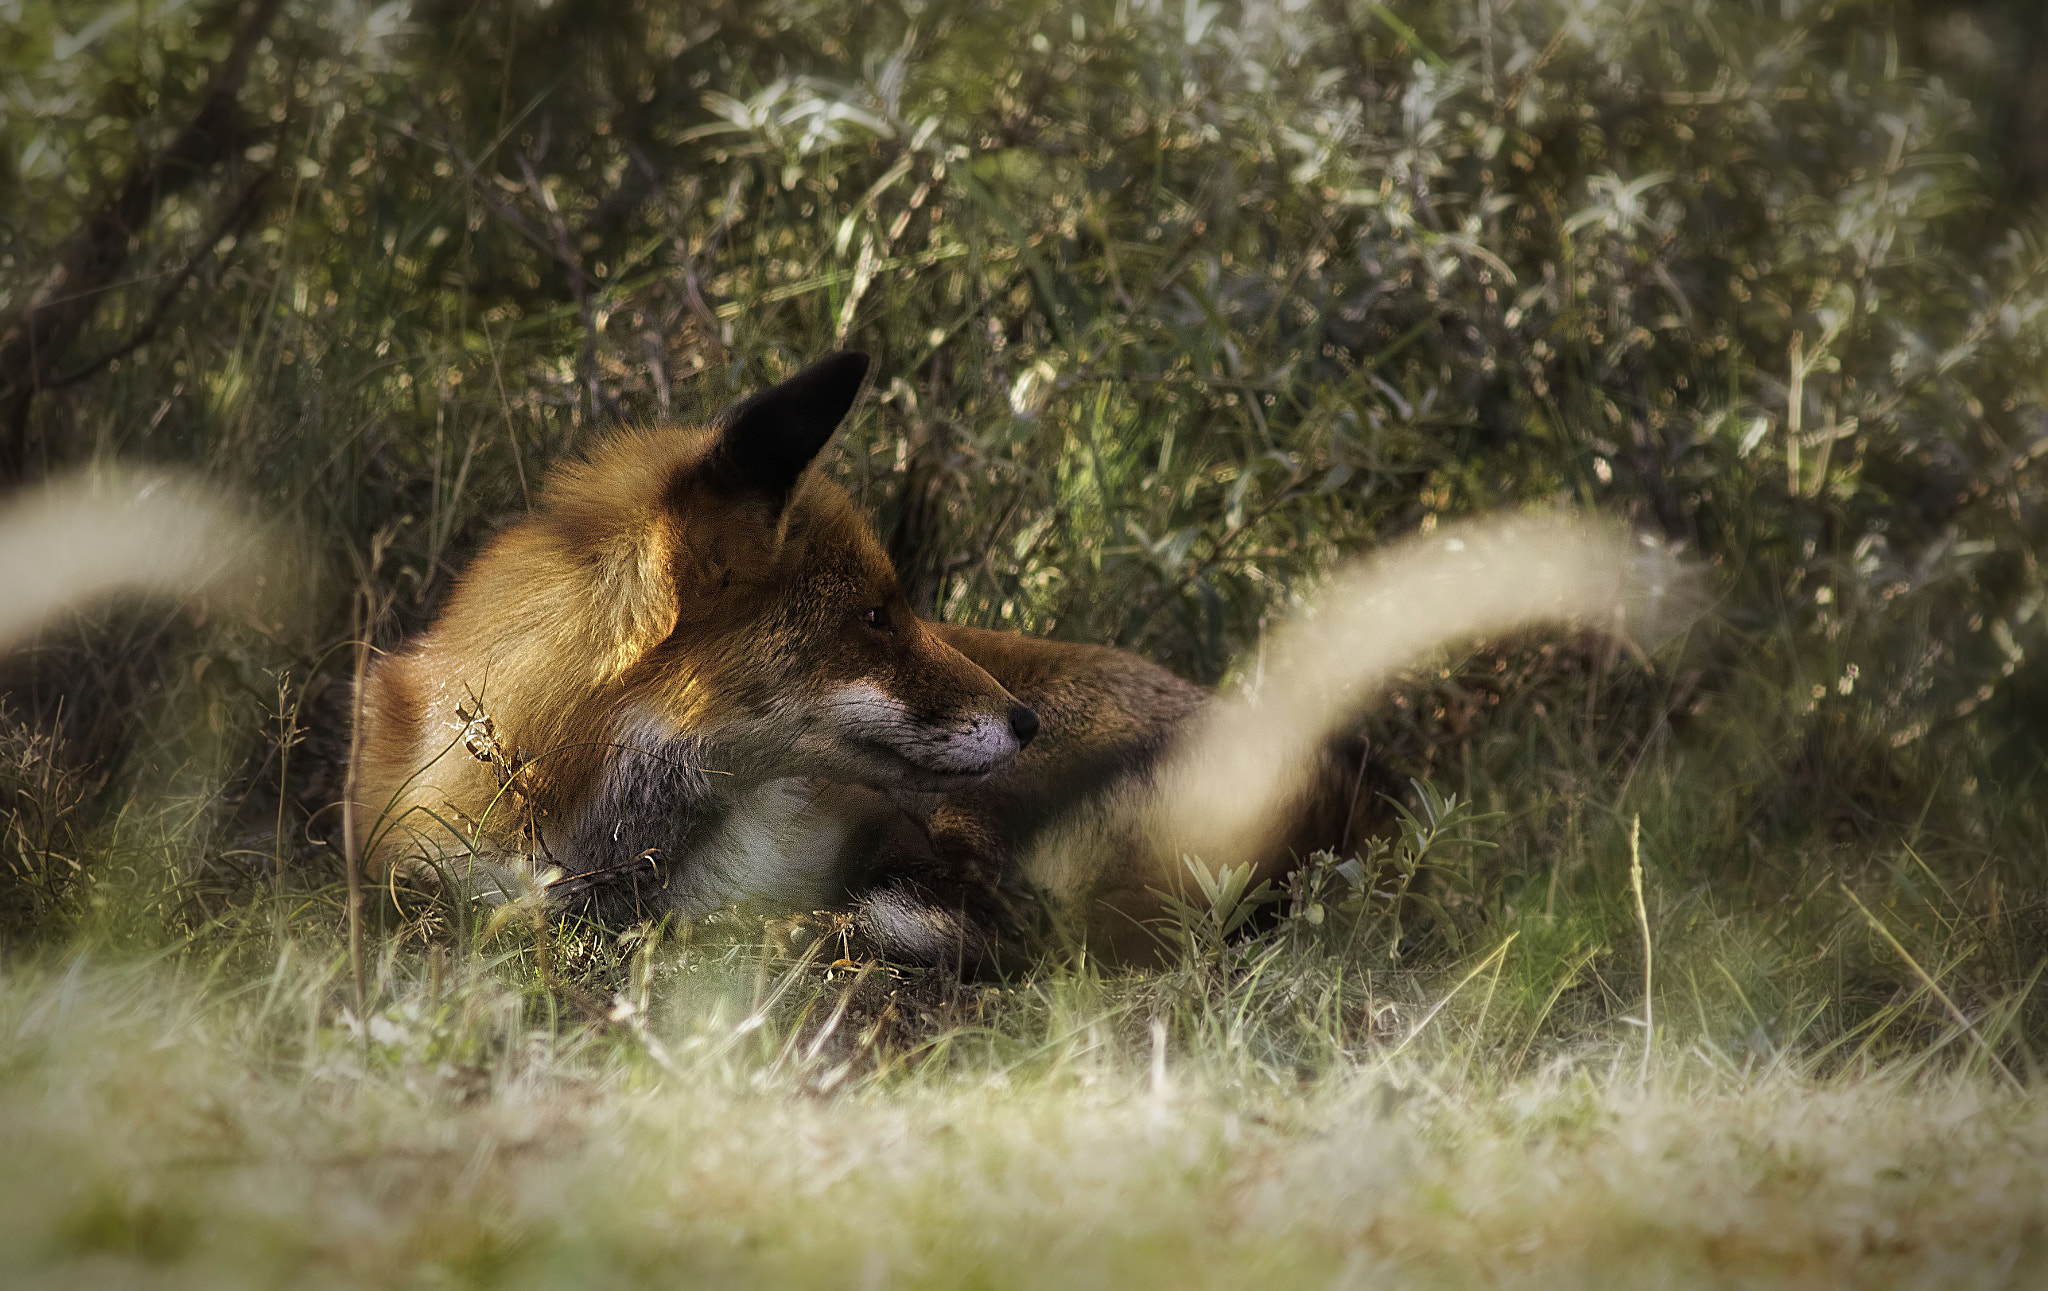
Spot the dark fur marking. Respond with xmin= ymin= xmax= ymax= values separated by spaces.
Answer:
xmin=559 ymin=734 xmax=725 ymax=925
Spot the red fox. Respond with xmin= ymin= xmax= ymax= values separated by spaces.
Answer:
xmin=349 ymin=352 xmax=1677 ymax=965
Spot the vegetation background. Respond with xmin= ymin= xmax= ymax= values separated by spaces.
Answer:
xmin=4 ymin=0 xmax=2048 ymax=1284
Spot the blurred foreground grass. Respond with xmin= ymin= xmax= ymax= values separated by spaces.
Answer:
xmin=3 ymin=756 xmax=2043 ymax=1286
xmin=3 ymin=907 xmax=2044 ymax=1288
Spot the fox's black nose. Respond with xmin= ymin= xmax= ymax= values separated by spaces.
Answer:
xmin=1008 ymin=704 xmax=1040 ymax=746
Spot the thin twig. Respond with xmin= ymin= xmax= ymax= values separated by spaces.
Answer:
xmin=1628 ymin=813 xmax=1653 ymax=1087
xmin=43 ymin=171 xmax=274 ymax=389
xmin=514 ymin=146 xmax=618 ymax=431
xmin=339 ymin=596 xmax=371 ymax=1025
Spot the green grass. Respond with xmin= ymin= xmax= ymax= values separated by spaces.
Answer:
xmin=0 ymin=737 xmax=2042 ymax=1285
xmin=2 ymin=888 xmax=2044 ymax=1288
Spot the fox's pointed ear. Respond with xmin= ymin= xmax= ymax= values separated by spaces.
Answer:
xmin=705 ymin=351 xmax=870 ymax=507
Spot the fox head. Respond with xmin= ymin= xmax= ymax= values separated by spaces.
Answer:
xmin=495 ymin=351 xmax=1036 ymax=793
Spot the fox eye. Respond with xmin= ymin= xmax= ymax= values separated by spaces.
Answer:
xmin=862 ymin=605 xmax=892 ymax=632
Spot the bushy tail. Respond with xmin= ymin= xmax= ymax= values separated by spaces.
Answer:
xmin=1027 ymin=512 xmax=1694 ymax=949
xmin=0 ymin=467 xmax=275 ymax=650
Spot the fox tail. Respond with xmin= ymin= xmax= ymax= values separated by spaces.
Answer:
xmin=1022 ymin=511 xmax=1694 ymax=954
xmin=0 ymin=466 xmax=276 ymax=651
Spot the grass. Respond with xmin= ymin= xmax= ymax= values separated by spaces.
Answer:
xmin=0 ymin=732 xmax=2041 ymax=1286
xmin=3 ymin=907 xmax=2045 ymax=1288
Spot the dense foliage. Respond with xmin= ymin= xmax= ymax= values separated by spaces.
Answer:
xmin=6 ymin=2 xmax=2045 ymax=683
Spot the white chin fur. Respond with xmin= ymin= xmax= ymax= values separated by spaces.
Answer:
xmin=815 ymin=681 xmax=1018 ymax=777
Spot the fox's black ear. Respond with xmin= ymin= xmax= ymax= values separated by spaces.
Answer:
xmin=705 ymin=351 xmax=870 ymax=506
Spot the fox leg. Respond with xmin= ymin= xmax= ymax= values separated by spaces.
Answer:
xmin=823 ymin=800 xmax=1018 ymax=976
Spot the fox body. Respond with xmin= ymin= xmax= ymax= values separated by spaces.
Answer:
xmin=356 ymin=355 xmax=1030 ymax=928
xmin=351 ymin=352 xmax=1672 ymax=964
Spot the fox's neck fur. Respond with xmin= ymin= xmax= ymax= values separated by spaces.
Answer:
xmin=548 ymin=710 xmax=899 ymax=923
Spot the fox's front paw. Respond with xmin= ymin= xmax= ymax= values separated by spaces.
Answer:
xmin=773 ymin=891 xmax=998 ymax=975
xmin=850 ymin=886 xmax=998 ymax=974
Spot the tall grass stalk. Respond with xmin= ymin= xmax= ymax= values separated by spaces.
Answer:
xmin=1628 ymin=812 xmax=1652 ymax=1088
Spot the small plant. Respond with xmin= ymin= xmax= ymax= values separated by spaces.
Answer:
xmin=1274 ymin=778 xmax=1502 ymax=959
xmin=1151 ymin=855 xmax=1281 ymax=968
xmin=1380 ymin=780 xmax=1502 ymax=956
xmin=1280 ymin=845 xmax=1377 ymax=932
